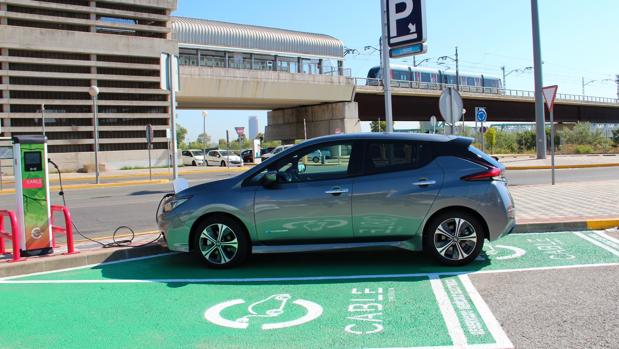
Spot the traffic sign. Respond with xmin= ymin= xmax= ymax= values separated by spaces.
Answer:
xmin=438 ymin=87 xmax=463 ymax=125
xmin=334 ymin=128 xmax=342 ymax=134
xmin=475 ymin=107 xmax=488 ymax=122
xmin=542 ymin=85 xmax=558 ymax=112
xmin=386 ymin=0 xmax=427 ymax=48
xmin=389 ymin=43 xmax=427 ymax=58
xmin=145 ymin=124 xmax=154 ymax=144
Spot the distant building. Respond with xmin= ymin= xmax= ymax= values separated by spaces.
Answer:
xmin=248 ymin=116 xmax=259 ymax=140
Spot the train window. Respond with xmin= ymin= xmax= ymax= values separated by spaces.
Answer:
xmin=467 ymin=77 xmax=476 ymax=86
xmin=420 ymin=72 xmax=431 ymax=82
xmin=394 ymin=70 xmax=409 ymax=80
xmin=446 ymin=75 xmax=457 ymax=85
xmin=431 ymin=73 xmax=438 ymax=83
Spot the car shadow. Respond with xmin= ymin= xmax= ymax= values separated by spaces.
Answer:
xmin=95 ymin=247 xmax=492 ymax=288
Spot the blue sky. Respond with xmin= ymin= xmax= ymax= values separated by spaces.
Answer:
xmin=174 ymin=0 xmax=619 ymax=142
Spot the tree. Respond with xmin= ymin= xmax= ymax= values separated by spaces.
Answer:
xmin=612 ymin=129 xmax=619 ymax=147
xmin=176 ymin=123 xmax=188 ymax=149
xmin=196 ymin=133 xmax=211 ymax=146
xmin=255 ymin=132 xmax=264 ymax=140
xmin=484 ymin=127 xmax=497 ymax=154
xmin=370 ymin=120 xmax=387 ymax=132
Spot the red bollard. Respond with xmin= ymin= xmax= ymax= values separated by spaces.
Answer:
xmin=0 ymin=210 xmax=26 ymax=262
xmin=50 ymin=205 xmax=79 ymax=255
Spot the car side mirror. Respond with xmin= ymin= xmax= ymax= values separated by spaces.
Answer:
xmin=261 ymin=171 xmax=278 ymax=187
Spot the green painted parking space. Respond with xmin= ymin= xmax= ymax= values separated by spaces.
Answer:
xmin=1 ymin=231 xmax=618 ymax=349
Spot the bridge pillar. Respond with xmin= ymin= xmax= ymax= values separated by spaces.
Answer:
xmin=265 ymin=102 xmax=361 ymax=142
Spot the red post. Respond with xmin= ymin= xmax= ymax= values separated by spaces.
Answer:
xmin=0 ymin=209 xmax=25 ymax=262
xmin=50 ymin=205 xmax=78 ymax=255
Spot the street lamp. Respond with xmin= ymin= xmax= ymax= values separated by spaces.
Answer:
xmin=88 ymin=85 xmax=100 ymax=184
xmin=438 ymin=47 xmax=460 ymax=90
xmin=202 ymin=111 xmax=208 ymax=166
xmin=581 ymin=77 xmax=596 ymax=96
xmin=501 ymin=66 xmax=533 ymax=89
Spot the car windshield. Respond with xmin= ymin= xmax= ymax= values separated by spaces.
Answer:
xmin=192 ymin=150 xmax=204 ymax=156
xmin=220 ymin=151 xmax=234 ymax=156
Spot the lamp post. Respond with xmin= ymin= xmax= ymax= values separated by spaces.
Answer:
xmin=581 ymin=77 xmax=596 ymax=96
xmin=88 ymin=85 xmax=100 ymax=184
xmin=40 ymin=104 xmax=46 ymax=136
xmin=531 ymin=0 xmax=546 ymax=160
xmin=501 ymin=66 xmax=533 ymax=89
xmin=438 ymin=47 xmax=460 ymax=90
xmin=202 ymin=111 xmax=208 ymax=166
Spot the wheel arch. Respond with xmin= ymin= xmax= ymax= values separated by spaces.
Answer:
xmin=422 ymin=206 xmax=490 ymax=241
xmin=188 ymin=211 xmax=251 ymax=252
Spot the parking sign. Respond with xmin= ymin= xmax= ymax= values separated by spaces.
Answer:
xmin=386 ymin=0 xmax=426 ymax=48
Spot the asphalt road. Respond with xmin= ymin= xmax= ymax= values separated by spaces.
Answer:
xmin=505 ymin=166 xmax=619 ymax=186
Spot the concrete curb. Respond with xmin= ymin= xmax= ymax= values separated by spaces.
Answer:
xmin=0 ymin=179 xmax=170 ymax=195
xmin=514 ymin=218 xmax=619 ymax=233
xmin=507 ymin=163 xmax=619 ymax=170
xmin=0 ymin=243 xmax=168 ymax=278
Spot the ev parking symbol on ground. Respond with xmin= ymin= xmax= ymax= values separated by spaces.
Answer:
xmin=204 ymin=293 xmax=323 ymax=330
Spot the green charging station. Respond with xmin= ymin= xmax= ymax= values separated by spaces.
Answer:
xmin=13 ymin=135 xmax=53 ymax=256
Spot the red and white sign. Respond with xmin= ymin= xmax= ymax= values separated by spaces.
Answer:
xmin=234 ymin=127 xmax=245 ymax=138
xmin=334 ymin=128 xmax=342 ymax=134
xmin=542 ymin=85 xmax=558 ymax=112
xmin=23 ymin=178 xmax=43 ymax=189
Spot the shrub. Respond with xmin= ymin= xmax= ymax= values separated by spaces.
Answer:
xmin=575 ymin=145 xmax=594 ymax=154
xmin=612 ymin=129 xmax=619 ymax=147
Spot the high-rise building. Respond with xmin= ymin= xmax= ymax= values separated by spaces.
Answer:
xmin=248 ymin=115 xmax=259 ymax=140
xmin=0 ymin=0 xmax=177 ymax=170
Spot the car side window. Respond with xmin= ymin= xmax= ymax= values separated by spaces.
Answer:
xmin=365 ymin=141 xmax=430 ymax=174
xmin=182 ymin=151 xmax=190 ymax=156
xmin=274 ymin=142 xmax=354 ymax=184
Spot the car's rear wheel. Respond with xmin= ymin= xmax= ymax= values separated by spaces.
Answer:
xmin=312 ymin=156 xmax=320 ymax=163
xmin=220 ymin=160 xmax=226 ymax=167
xmin=424 ymin=211 xmax=484 ymax=266
xmin=192 ymin=215 xmax=250 ymax=268
xmin=192 ymin=160 xmax=197 ymax=166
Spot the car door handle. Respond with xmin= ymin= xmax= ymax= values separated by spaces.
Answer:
xmin=412 ymin=180 xmax=436 ymax=187
xmin=325 ymin=187 xmax=349 ymax=195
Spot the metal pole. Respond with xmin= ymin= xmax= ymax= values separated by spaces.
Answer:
xmin=581 ymin=77 xmax=585 ymax=96
xmin=550 ymin=109 xmax=556 ymax=185
xmin=481 ymin=121 xmax=485 ymax=152
xmin=531 ymin=0 xmax=547 ymax=159
xmin=303 ymin=118 xmax=307 ymax=140
xmin=501 ymin=66 xmax=506 ymax=89
xmin=169 ymin=56 xmax=179 ymax=180
xmin=41 ymin=104 xmax=46 ymax=136
xmin=202 ymin=111 xmax=207 ymax=167
xmin=93 ymin=96 xmax=100 ymax=184
xmin=380 ymin=0 xmax=393 ymax=133
xmin=455 ymin=46 xmax=460 ymax=91
xmin=148 ymin=143 xmax=152 ymax=181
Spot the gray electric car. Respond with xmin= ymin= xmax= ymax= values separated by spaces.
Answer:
xmin=158 ymin=133 xmax=515 ymax=268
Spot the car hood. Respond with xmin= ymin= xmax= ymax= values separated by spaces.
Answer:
xmin=224 ymin=155 xmax=242 ymax=161
xmin=178 ymin=176 xmax=238 ymax=197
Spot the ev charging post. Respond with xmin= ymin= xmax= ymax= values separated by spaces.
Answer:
xmin=543 ymin=85 xmax=559 ymax=185
xmin=12 ymin=135 xmax=53 ymax=256
xmin=380 ymin=0 xmax=427 ymax=133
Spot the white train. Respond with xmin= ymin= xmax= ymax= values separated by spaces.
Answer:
xmin=367 ymin=65 xmax=503 ymax=92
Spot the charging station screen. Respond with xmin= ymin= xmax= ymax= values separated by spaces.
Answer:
xmin=24 ymin=151 xmax=42 ymax=172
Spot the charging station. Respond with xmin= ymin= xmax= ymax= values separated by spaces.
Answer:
xmin=12 ymin=135 xmax=53 ymax=256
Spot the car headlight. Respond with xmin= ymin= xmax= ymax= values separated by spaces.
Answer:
xmin=162 ymin=195 xmax=192 ymax=213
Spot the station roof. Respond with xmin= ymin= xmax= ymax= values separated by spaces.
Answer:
xmin=171 ymin=16 xmax=344 ymax=59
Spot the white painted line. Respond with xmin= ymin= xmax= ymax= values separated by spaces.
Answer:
xmin=574 ymin=232 xmax=619 ymax=257
xmin=2 ymin=262 xmax=619 ymax=284
xmin=595 ymin=231 xmax=619 ymax=245
xmin=0 ymin=252 xmax=178 ymax=281
xmin=459 ymin=275 xmax=514 ymax=349
xmin=429 ymin=274 xmax=468 ymax=347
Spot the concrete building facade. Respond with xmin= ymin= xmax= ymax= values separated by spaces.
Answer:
xmin=0 ymin=0 xmax=178 ymax=170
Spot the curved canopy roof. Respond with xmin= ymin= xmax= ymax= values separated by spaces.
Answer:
xmin=172 ymin=17 xmax=344 ymax=59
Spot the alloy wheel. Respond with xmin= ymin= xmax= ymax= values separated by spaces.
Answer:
xmin=433 ymin=218 xmax=478 ymax=261
xmin=199 ymin=223 xmax=239 ymax=265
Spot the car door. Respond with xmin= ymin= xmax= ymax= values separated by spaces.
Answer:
xmin=206 ymin=151 xmax=218 ymax=166
xmin=253 ymin=141 xmax=359 ymax=242
xmin=352 ymin=141 xmax=443 ymax=239
xmin=181 ymin=150 xmax=191 ymax=165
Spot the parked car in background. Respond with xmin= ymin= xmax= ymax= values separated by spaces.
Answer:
xmin=205 ymin=149 xmax=243 ymax=167
xmin=307 ymin=149 xmax=332 ymax=163
xmin=261 ymin=144 xmax=294 ymax=161
xmin=241 ymin=149 xmax=254 ymax=163
xmin=181 ymin=149 xmax=205 ymax=166
xmin=159 ymin=133 xmax=515 ymax=269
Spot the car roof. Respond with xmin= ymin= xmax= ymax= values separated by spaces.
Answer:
xmin=302 ymin=132 xmax=469 ymax=145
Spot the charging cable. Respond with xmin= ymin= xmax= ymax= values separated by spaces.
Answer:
xmin=48 ymin=159 xmax=166 ymax=248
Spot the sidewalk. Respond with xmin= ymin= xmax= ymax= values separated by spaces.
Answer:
xmin=499 ymin=154 xmax=619 ymax=170
xmin=511 ymin=179 xmax=619 ymax=231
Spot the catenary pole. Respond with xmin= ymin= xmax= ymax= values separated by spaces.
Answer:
xmin=380 ymin=0 xmax=394 ymax=132
xmin=531 ymin=0 xmax=547 ymax=159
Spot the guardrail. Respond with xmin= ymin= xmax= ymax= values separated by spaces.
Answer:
xmin=352 ymin=77 xmax=619 ymax=105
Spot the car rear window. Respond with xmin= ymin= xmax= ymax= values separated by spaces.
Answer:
xmin=365 ymin=141 xmax=430 ymax=174
xmin=468 ymin=146 xmax=502 ymax=168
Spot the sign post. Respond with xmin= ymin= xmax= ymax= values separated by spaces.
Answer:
xmin=475 ymin=107 xmax=488 ymax=152
xmin=161 ymin=52 xmax=180 ymax=180
xmin=438 ymin=87 xmax=463 ymax=135
xmin=543 ymin=85 xmax=558 ymax=185
xmin=146 ymin=124 xmax=154 ymax=181
xmin=381 ymin=0 xmax=427 ymax=133
xmin=430 ymin=115 xmax=437 ymax=134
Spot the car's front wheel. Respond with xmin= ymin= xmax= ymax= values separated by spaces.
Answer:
xmin=220 ymin=160 xmax=226 ymax=167
xmin=192 ymin=215 xmax=250 ymax=268
xmin=424 ymin=211 xmax=484 ymax=266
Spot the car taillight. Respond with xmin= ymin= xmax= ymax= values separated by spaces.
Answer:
xmin=462 ymin=167 xmax=502 ymax=181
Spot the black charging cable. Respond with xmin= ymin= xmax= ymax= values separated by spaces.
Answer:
xmin=48 ymin=159 xmax=166 ymax=248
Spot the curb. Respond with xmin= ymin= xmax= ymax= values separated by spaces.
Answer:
xmin=0 ymin=179 xmax=170 ymax=195
xmin=507 ymin=163 xmax=619 ymax=171
xmin=514 ymin=218 xmax=619 ymax=233
xmin=0 ymin=243 xmax=168 ymax=278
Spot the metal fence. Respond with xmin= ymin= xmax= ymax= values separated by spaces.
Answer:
xmin=352 ymin=77 xmax=619 ymax=105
